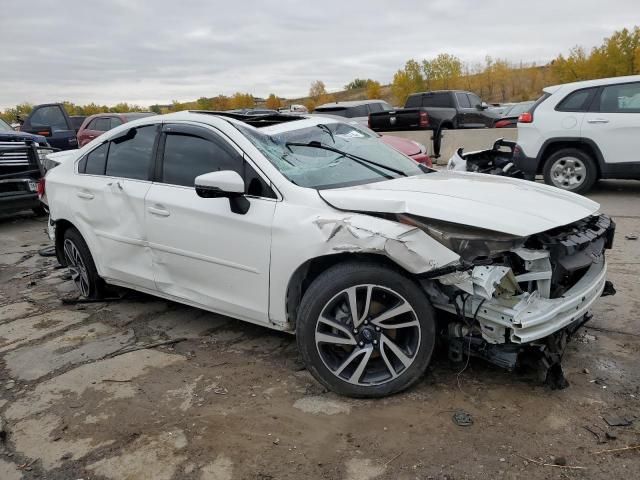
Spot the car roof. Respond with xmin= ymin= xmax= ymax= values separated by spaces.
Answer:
xmin=544 ymin=74 xmax=640 ymax=94
xmin=315 ymin=99 xmax=387 ymax=109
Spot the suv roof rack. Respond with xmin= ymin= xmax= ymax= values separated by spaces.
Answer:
xmin=189 ymin=110 xmax=304 ymax=128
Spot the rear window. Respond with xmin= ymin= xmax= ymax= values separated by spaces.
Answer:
xmin=405 ymin=95 xmax=422 ymax=108
xmin=314 ymin=106 xmax=349 ymax=117
xmin=556 ymin=87 xmax=597 ymax=112
xmin=421 ymin=92 xmax=453 ymax=108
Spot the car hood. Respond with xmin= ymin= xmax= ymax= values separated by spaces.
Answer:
xmin=0 ymin=131 xmax=47 ymax=145
xmin=318 ymin=171 xmax=599 ymax=237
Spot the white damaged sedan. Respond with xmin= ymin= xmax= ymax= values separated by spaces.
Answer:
xmin=44 ymin=111 xmax=615 ymax=397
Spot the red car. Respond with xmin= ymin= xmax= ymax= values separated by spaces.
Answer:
xmin=76 ymin=112 xmax=156 ymax=147
xmin=379 ymin=134 xmax=432 ymax=166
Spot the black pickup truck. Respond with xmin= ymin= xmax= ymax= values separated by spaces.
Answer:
xmin=368 ymin=90 xmax=500 ymax=132
xmin=0 ymin=133 xmax=55 ymax=215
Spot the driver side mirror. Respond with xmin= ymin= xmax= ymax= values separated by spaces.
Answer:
xmin=477 ymin=102 xmax=489 ymax=110
xmin=195 ymin=170 xmax=250 ymax=214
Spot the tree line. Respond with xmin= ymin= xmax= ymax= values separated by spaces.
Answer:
xmin=1 ymin=26 xmax=638 ymax=123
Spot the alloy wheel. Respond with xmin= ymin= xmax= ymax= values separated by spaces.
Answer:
xmin=314 ymin=284 xmax=421 ymax=386
xmin=549 ymin=156 xmax=586 ymax=190
xmin=63 ymin=238 xmax=90 ymax=297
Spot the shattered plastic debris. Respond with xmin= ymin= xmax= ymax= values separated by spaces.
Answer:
xmin=452 ymin=410 xmax=474 ymax=427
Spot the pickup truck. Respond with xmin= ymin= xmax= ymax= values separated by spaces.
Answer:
xmin=368 ymin=90 xmax=500 ymax=132
xmin=0 ymin=118 xmax=55 ymax=215
xmin=19 ymin=103 xmax=80 ymax=150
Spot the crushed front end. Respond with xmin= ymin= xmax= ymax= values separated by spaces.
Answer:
xmin=417 ymin=213 xmax=616 ymax=387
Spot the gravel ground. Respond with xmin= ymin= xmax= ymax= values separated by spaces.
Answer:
xmin=0 ymin=179 xmax=639 ymax=480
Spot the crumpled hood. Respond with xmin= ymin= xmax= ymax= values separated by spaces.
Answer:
xmin=318 ymin=171 xmax=600 ymax=237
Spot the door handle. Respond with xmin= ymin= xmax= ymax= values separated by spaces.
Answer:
xmin=587 ymin=118 xmax=610 ymax=124
xmin=147 ymin=206 xmax=170 ymax=217
xmin=76 ymin=191 xmax=94 ymax=200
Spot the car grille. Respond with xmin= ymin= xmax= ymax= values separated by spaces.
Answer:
xmin=0 ymin=141 xmax=31 ymax=166
xmin=529 ymin=214 xmax=614 ymax=298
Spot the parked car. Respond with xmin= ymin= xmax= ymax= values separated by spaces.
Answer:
xmin=310 ymin=113 xmax=431 ymax=166
xmin=313 ymin=100 xmax=393 ymax=126
xmin=77 ymin=112 xmax=156 ymax=147
xmin=44 ymin=111 xmax=615 ymax=397
xmin=0 ymin=117 xmax=54 ymax=215
xmin=368 ymin=90 xmax=500 ymax=132
xmin=514 ymin=75 xmax=640 ymax=193
xmin=19 ymin=103 xmax=79 ymax=150
xmin=493 ymin=101 xmax=535 ymax=128
xmin=279 ymin=104 xmax=308 ymax=114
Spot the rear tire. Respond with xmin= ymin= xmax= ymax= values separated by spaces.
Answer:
xmin=62 ymin=228 xmax=104 ymax=299
xmin=296 ymin=262 xmax=436 ymax=398
xmin=543 ymin=148 xmax=597 ymax=194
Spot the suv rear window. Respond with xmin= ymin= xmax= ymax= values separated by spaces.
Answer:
xmin=556 ymin=87 xmax=597 ymax=112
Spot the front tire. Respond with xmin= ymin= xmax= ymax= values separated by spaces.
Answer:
xmin=296 ymin=262 xmax=436 ymax=398
xmin=543 ymin=148 xmax=597 ymax=194
xmin=62 ymin=228 xmax=104 ymax=299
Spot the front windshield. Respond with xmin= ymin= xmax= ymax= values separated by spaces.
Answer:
xmin=0 ymin=118 xmax=13 ymax=132
xmin=235 ymin=121 xmax=423 ymax=189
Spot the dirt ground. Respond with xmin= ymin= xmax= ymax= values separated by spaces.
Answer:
xmin=1 ymin=179 xmax=639 ymax=480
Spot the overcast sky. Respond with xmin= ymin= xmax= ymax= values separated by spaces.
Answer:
xmin=0 ymin=0 xmax=637 ymax=109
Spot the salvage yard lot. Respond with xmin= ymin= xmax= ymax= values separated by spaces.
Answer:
xmin=0 ymin=180 xmax=639 ymax=480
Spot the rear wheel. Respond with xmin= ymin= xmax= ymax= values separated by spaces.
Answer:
xmin=62 ymin=228 xmax=104 ymax=299
xmin=543 ymin=148 xmax=597 ymax=194
xmin=297 ymin=262 xmax=436 ymax=398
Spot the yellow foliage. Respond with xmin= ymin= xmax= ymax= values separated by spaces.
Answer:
xmin=366 ymin=80 xmax=382 ymax=99
xmin=265 ymin=94 xmax=282 ymax=110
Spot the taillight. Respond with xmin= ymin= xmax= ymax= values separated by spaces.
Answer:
xmin=518 ymin=112 xmax=533 ymax=123
xmin=419 ymin=111 xmax=429 ymax=128
xmin=37 ymin=178 xmax=45 ymax=198
xmin=494 ymin=119 xmax=511 ymax=128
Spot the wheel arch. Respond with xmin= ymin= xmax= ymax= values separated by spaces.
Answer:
xmin=537 ymin=138 xmax=604 ymax=177
xmin=285 ymin=252 xmax=413 ymax=332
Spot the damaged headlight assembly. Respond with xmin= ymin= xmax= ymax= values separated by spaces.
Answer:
xmin=397 ymin=214 xmax=525 ymax=264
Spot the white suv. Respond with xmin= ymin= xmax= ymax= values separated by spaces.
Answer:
xmin=514 ymin=75 xmax=640 ymax=193
xmin=44 ymin=112 xmax=614 ymax=397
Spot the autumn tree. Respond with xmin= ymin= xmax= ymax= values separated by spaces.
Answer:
xmin=306 ymin=80 xmax=335 ymax=111
xmin=265 ymin=94 xmax=282 ymax=109
xmin=391 ymin=59 xmax=424 ymax=105
xmin=366 ymin=80 xmax=382 ymax=99
xmin=229 ymin=92 xmax=255 ymax=109
xmin=423 ymin=53 xmax=462 ymax=90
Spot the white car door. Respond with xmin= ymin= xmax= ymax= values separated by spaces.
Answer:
xmin=582 ymin=81 xmax=640 ymax=166
xmin=145 ymin=123 xmax=277 ymax=323
xmin=73 ymin=125 xmax=158 ymax=289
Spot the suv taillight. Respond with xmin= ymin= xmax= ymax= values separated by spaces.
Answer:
xmin=518 ymin=112 xmax=533 ymax=123
xmin=37 ymin=178 xmax=45 ymax=198
xmin=494 ymin=119 xmax=511 ymax=128
xmin=419 ymin=111 xmax=429 ymax=128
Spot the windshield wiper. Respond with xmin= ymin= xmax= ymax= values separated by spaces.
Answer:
xmin=316 ymin=124 xmax=335 ymax=143
xmin=285 ymin=141 xmax=408 ymax=178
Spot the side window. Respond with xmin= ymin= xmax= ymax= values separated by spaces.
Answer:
xmin=79 ymin=143 xmax=109 ymax=175
xmin=404 ymin=95 xmax=421 ymax=108
xmin=467 ymin=93 xmax=482 ymax=108
xmin=599 ymin=82 xmax=640 ymax=113
xmin=456 ymin=93 xmax=471 ymax=108
xmin=110 ymin=117 xmax=124 ymax=129
xmin=93 ymin=118 xmax=111 ymax=131
xmin=556 ymin=87 xmax=597 ymax=112
xmin=161 ymin=132 xmax=275 ymax=198
xmin=349 ymin=105 xmax=369 ymax=117
xmin=29 ymin=106 xmax=68 ymax=132
xmin=105 ymin=125 xmax=156 ymax=180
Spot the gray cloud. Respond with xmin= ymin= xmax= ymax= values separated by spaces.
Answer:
xmin=0 ymin=0 xmax=636 ymax=108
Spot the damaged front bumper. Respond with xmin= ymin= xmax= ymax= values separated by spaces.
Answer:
xmin=433 ymin=259 xmax=607 ymax=344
